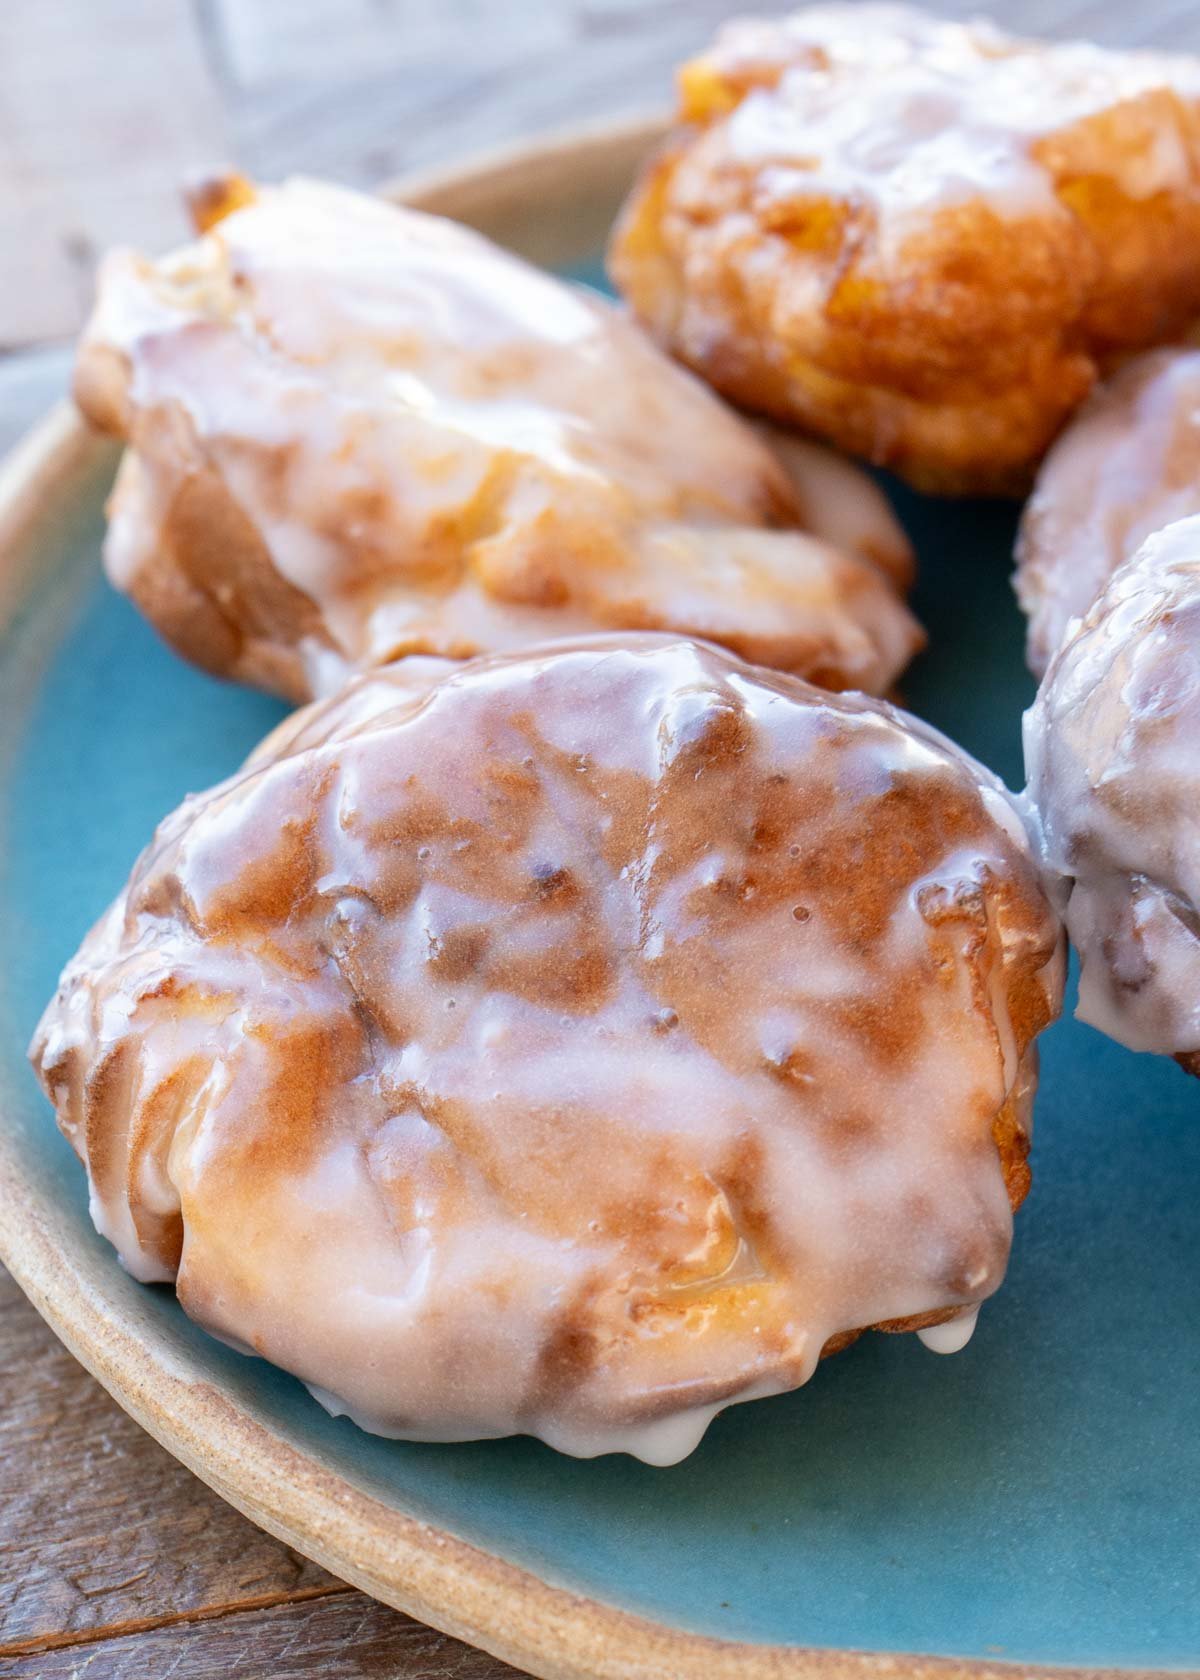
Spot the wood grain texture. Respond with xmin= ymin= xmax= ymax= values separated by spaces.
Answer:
xmin=0 ymin=0 xmax=230 ymax=347
xmin=0 ymin=1265 xmax=336 ymax=1648
xmin=0 ymin=1267 xmax=521 ymax=1678
xmin=0 ymin=1588 xmax=528 ymax=1680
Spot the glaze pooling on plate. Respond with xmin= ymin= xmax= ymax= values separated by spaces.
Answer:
xmin=74 ymin=176 xmax=918 ymax=704
xmin=30 ymin=635 xmax=1062 ymax=1463
xmin=1024 ymin=516 xmax=1200 ymax=1063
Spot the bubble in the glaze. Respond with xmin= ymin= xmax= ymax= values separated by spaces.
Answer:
xmin=792 ymin=904 xmax=812 ymax=922
xmin=417 ymin=845 xmax=431 ymax=861
xmin=652 ymin=1007 xmax=679 ymax=1032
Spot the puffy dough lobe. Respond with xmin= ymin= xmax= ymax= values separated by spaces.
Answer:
xmin=31 ymin=635 xmax=1063 ymax=1462
xmin=609 ymin=4 xmax=1200 ymax=497
xmin=1024 ymin=517 xmax=1200 ymax=1068
xmin=73 ymin=176 xmax=918 ymax=704
xmin=1017 ymin=349 xmax=1200 ymax=675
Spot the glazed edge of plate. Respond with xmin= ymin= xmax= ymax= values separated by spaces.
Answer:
xmin=0 ymin=125 xmax=1177 ymax=1680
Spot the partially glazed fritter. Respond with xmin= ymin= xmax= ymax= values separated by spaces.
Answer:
xmin=32 ymin=637 xmax=1063 ymax=1462
xmin=1017 ymin=349 xmax=1200 ymax=675
xmin=1024 ymin=518 xmax=1200 ymax=1070
xmin=609 ymin=5 xmax=1200 ymax=496
xmin=73 ymin=176 xmax=918 ymax=703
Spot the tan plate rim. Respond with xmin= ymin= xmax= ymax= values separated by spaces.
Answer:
xmin=0 ymin=119 xmax=1176 ymax=1680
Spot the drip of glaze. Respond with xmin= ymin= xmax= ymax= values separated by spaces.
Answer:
xmin=30 ymin=638 xmax=1061 ymax=1463
xmin=917 ymin=1306 xmax=980 ymax=1355
xmin=306 ymin=1380 xmax=770 ymax=1465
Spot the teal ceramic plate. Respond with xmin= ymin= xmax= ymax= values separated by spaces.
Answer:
xmin=1 ymin=127 xmax=1198 ymax=1680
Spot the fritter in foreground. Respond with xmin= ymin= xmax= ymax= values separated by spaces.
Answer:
xmin=32 ymin=636 xmax=1063 ymax=1462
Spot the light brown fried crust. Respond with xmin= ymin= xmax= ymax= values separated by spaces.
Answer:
xmin=107 ymin=452 xmax=331 ymax=702
xmin=31 ymin=638 xmax=1062 ymax=1456
xmin=73 ymin=177 xmax=920 ymax=705
xmin=74 ymin=254 xmax=326 ymax=705
xmin=185 ymin=171 xmax=256 ymax=235
xmin=608 ymin=6 xmax=1200 ymax=496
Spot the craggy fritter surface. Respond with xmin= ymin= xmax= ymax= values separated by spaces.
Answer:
xmin=32 ymin=637 xmax=1063 ymax=1462
xmin=1017 ymin=348 xmax=1200 ymax=674
xmin=1024 ymin=518 xmax=1200 ymax=1072
xmin=73 ymin=175 xmax=918 ymax=704
xmin=609 ymin=4 xmax=1200 ymax=496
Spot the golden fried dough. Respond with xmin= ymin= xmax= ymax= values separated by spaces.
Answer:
xmin=1017 ymin=349 xmax=1200 ymax=674
xmin=609 ymin=5 xmax=1200 ymax=496
xmin=74 ymin=176 xmax=918 ymax=703
xmin=32 ymin=636 xmax=1063 ymax=1461
xmin=1024 ymin=517 xmax=1200 ymax=1070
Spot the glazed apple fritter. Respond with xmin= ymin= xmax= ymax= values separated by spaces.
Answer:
xmin=74 ymin=175 xmax=918 ymax=703
xmin=610 ymin=4 xmax=1200 ymax=495
xmin=1017 ymin=348 xmax=1200 ymax=674
xmin=32 ymin=637 xmax=1063 ymax=1461
xmin=1025 ymin=518 xmax=1200 ymax=1074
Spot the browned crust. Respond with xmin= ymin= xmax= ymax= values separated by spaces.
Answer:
xmin=608 ymin=34 xmax=1200 ymax=497
xmin=71 ymin=166 xmax=921 ymax=704
xmin=185 ymin=172 xmax=257 ymax=235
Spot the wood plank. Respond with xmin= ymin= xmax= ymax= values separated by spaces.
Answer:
xmin=223 ymin=1 xmax=779 ymax=189
xmin=0 ymin=1265 xmax=525 ymax=1673
xmin=0 ymin=0 xmax=229 ymax=346
xmin=188 ymin=0 xmax=1200 ymax=202
xmin=0 ymin=1266 xmax=337 ymax=1650
xmin=207 ymin=0 xmax=573 ymax=89
xmin=0 ymin=1589 xmax=528 ymax=1679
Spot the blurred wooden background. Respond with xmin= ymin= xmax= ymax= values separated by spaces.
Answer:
xmin=3 ymin=0 xmax=1200 ymax=456
xmin=3 ymin=1 xmax=1200 ymax=1675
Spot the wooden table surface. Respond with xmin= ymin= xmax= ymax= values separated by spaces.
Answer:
xmin=3 ymin=0 xmax=1199 ymax=1675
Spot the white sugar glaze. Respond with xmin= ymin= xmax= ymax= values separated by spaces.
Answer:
xmin=1018 ymin=349 xmax=1200 ymax=675
xmin=917 ymin=1306 xmax=980 ymax=1355
xmin=76 ymin=177 xmax=917 ymax=701
xmin=1024 ymin=517 xmax=1200 ymax=1058
xmin=707 ymin=4 xmax=1200 ymax=243
xmin=32 ymin=638 xmax=1063 ymax=1462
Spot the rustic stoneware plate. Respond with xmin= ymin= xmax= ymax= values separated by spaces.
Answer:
xmin=2 ymin=122 xmax=1199 ymax=1680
